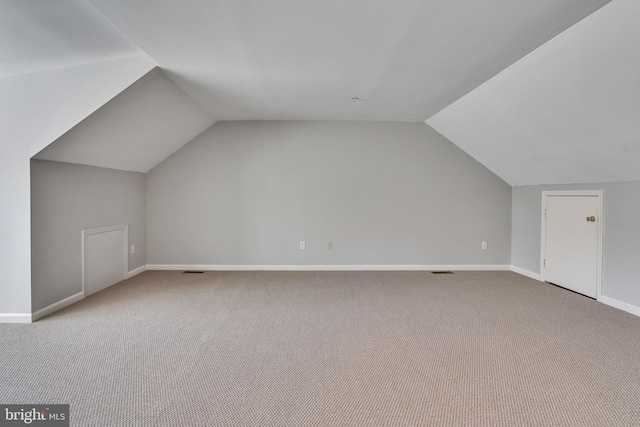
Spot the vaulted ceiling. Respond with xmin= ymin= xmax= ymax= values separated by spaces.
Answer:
xmin=5 ymin=0 xmax=637 ymax=186
xmin=428 ymin=0 xmax=640 ymax=185
xmin=34 ymin=68 xmax=214 ymax=173
xmin=0 ymin=0 xmax=142 ymax=77
xmin=85 ymin=0 xmax=609 ymax=122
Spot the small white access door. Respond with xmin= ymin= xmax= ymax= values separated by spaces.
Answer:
xmin=542 ymin=192 xmax=602 ymax=299
xmin=82 ymin=225 xmax=128 ymax=296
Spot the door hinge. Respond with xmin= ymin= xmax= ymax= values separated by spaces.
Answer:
xmin=543 ymin=259 xmax=546 ymax=267
xmin=544 ymin=209 xmax=547 ymax=218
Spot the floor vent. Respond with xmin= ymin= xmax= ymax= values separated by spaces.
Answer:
xmin=431 ymin=271 xmax=454 ymax=274
xmin=183 ymin=271 xmax=205 ymax=274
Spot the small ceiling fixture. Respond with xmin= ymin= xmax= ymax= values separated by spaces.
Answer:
xmin=351 ymin=96 xmax=363 ymax=102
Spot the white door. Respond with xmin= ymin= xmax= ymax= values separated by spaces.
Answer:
xmin=83 ymin=225 xmax=128 ymax=296
xmin=543 ymin=194 xmax=601 ymax=298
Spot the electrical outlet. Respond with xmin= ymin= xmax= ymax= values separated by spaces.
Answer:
xmin=328 ymin=241 xmax=333 ymax=250
xmin=131 ymin=244 xmax=136 ymax=254
xmin=300 ymin=241 xmax=306 ymax=250
xmin=481 ymin=242 xmax=488 ymax=250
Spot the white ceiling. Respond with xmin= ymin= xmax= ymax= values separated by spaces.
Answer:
xmin=427 ymin=0 xmax=640 ymax=186
xmin=6 ymin=0 xmax=637 ymax=185
xmin=34 ymin=68 xmax=215 ymax=173
xmin=0 ymin=0 xmax=142 ymax=78
xmin=85 ymin=0 xmax=610 ymax=121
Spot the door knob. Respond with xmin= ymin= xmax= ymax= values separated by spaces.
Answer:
xmin=586 ymin=216 xmax=596 ymax=222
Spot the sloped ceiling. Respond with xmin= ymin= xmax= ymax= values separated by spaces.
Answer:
xmin=6 ymin=0 xmax=635 ymax=185
xmin=427 ymin=0 xmax=640 ymax=186
xmin=34 ymin=68 xmax=215 ymax=173
xmin=1 ymin=55 xmax=156 ymax=158
xmin=0 ymin=0 xmax=142 ymax=77
xmin=86 ymin=0 xmax=610 ymax=121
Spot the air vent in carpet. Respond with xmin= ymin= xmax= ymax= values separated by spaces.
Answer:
xmin=431 ymin=271 xmax=454 ymax=274
xmin=183 ymin=271 xmax=205 ymax=274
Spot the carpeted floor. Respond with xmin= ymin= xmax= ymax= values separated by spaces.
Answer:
xmin=1 ymin=271 xmax=640 ymax=426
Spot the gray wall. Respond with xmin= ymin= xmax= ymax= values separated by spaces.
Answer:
xmin=146 ymin=121 xmax=512 ymax=266
xmin=0 ymin=56 xmax=152 ymax=317
xmin=512 ymin=182 xmax=640 ymax=308
xmin=31 ymin=160 xmax=146 ymax=312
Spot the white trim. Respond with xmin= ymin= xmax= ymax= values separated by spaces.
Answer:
xmin=599 ymin=296 xmax=640 ymax=318
xmin=0 ymin=313 xmax=32 ymax=323
xmin=147 ymin=264 xmax=512 ymax=272
xmin=541 ymin=190 xmax=604 ymax=196
xmin=32 ymin=292 xmax=84 ymax=322
xmin=351 ymin=265 xmax=511 ymax=271
xmin=541 ymin=190 xmax=604 ymax=300
xmin=82 ymin=224 xmax=128 ymax=297
xmin=511 ymin=266 xmax=543 ymax=281
xmin=127 ymin=264 xmax=148 ymax=278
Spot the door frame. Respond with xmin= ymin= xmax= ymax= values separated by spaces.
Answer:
xmin=541 ymin=190 xmax=604 ymax=300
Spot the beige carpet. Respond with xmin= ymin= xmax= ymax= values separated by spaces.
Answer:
xmin=1 ymin=271 xmax=640 ymax=426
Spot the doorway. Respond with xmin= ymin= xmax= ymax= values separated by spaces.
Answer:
xmin=541 ymin=191 xmax=603 ymax=299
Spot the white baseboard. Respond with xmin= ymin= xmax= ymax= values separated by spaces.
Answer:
xmin=599 ymin=296 xmax=640 ymax=318
xmin=511 ymin=266 xmax=543 ymax=281
xmin=128 ymin=264 xmax=148 ymax=279
xmin=351 ymin=265 xmax=511 ymax=271
xmin=147 ymin=264 xmax=512 ymax=272
xmin=32 ymin=291 xmax=85 ymax=322
xmin=0 ymin=313 xmax=32 ymax=323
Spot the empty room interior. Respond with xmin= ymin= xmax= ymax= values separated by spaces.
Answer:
xmin=2 ymin=0 xmax=640 ymax=425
